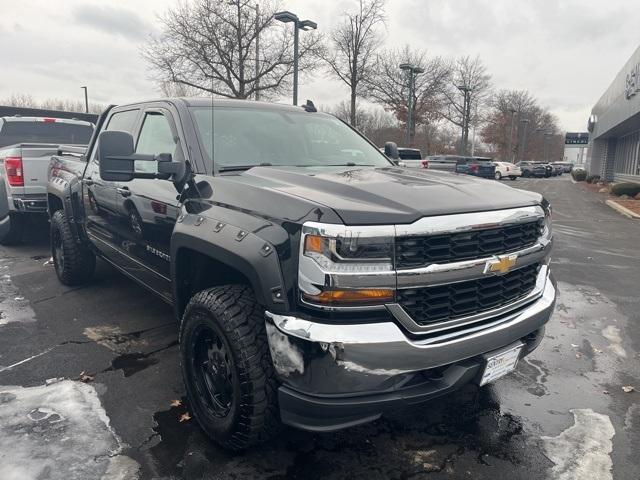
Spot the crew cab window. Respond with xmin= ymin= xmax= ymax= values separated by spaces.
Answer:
xmin=135 ymin=112 xmax=179 ymax=173
xmin=106 ymin=109 xmax=139 ymax=133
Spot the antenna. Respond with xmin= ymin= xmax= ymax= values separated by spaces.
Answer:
xmin=303 ymin=100 xmax=317 ymax=112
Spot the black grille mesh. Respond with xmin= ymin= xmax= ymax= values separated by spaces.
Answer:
xmin=397 ymin=263 xmax=541 ymax=326
xmin=395 ymin=219 xmax=544 ymax=269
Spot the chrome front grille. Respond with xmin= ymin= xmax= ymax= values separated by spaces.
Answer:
xmin=395 ymin=219 xmax=544 ymax=269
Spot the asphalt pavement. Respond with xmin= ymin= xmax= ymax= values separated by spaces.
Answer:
xmin=0 ymin=175 xmax=638 ymax=480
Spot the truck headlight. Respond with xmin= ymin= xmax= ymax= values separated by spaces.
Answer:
xmin=298 ymin=223 xmax=395 ymax=308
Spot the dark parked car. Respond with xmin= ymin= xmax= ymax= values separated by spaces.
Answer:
xmin=48 ymin=98 xmax=555 ymax=451
xmin=551 ymin=164 xmax=563 ymax=176
xmin=531 ymin=162 xmax=553 ymax=177
xmin=517 ymin=161 xmax=546 ymax=178
xmin=455 ymin=156 xmax=496 ymax=178
xmin=552 ymin=162 xmax=573 ymax=173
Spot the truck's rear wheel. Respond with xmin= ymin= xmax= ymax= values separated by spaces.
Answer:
xmin=0 ymin=214 xmax=25 ymax=245
xmin=50 ymin=210 xmax=96 ymax=285
xmin=180 ymin=285 xmax=279 ymax=451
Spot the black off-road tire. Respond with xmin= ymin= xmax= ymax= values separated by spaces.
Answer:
xmin=494 ymin=171 xmax=502 ymax=180
xmin=180 ymin=285 xmax=280 ymax=451
xmin=0 ymin=214 xmax=25 ymax=245
xmin=50 ymin=210 xmax=96 ymax=285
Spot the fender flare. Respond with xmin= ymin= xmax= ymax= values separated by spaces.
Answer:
xmin=47 ymin=174 xmax=85 ymax=243
xmin=171 ymin=212 xmax=289 ymax=317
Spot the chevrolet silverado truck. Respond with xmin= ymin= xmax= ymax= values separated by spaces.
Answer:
xmin=47 ymin=98 xmax=555 ymax=451
xmin=0 ymin=116 xmax=93 ymax=244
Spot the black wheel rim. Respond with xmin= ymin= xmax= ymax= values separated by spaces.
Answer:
xmin=129 ymin=211 xmax=142 ymax=237
xmin=192 ymin=325 xmax=234 ymax=418
xmin=52 ymin=227 xmax=64 ymax=272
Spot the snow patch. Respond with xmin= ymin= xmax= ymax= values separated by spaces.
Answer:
xmin=541 ymin=408 xmax=615 ymax=480
xmin=0 ymin=380 xmax=139 ymax=480
xmin=602 ymin=325 xmax=627 ymax=358
xmin=0 ymin=260 xmax=36 ymax=325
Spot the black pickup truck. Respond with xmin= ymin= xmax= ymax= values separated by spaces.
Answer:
xmin=47 ymin=98 xmax=556 ymax=451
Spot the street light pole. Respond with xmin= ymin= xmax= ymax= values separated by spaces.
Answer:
xmin=255 ymin=3 xmax=260 ymax=101
xmin=457 ymin=85 xmax=472 ymax=155
xmin=520 ymin=118 xmax=530 ymax=161
xmin=507 ymin=108 xmax=516 ymax=162
xmin=400 ymin=63 xmax=424 ymax=147
xmin=274 ymin=11 xmax=317 ymax=106
xmin=544 ymin=132 xmax=552 ymax=162
xmin=81 ymin=86 xmax=88 ymax=113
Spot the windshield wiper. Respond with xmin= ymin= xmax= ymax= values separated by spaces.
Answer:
xmin=218 ymin=163 xmax=273 ymax=172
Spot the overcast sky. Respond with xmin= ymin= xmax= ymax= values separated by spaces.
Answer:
xmin=1 ymin=0 xmax=638 ymax=131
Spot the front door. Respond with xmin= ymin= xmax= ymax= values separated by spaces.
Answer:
xmin=110 ymin=108 xmax=183 ymax=300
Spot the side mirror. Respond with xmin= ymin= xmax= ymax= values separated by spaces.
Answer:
xmin=384 ymin=141 xmax=399 ymax=160
xmin=98 ymin=131 xmax=154 ymax=182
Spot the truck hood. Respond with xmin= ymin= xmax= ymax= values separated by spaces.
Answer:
xmin=229 ymin=166 xmax=542 ymax=225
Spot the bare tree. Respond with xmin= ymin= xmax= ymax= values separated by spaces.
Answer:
xmin=2 ymin=94 xmax=104 ymax=114
xmin=441 ymin=55 xmax=491 ymax=154
xmin=143 ymin=0 xmax=321 ymax=99
xmin=364 ymin=46 xmax=451 ymax=143
xmin=321 ymin=0 xmax=385 ymax=127
xmin=481 ymin=89 xmax=562 ymax=161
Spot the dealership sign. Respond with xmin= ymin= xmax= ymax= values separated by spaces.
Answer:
xmin=625 ymin=63 xmax=640 ymax=99
xmin=565 ymin=132 xmax=589 ymax=145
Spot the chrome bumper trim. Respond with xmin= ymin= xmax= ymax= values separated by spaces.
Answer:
xmin=265 ymin=274 xmax=556 ymax=395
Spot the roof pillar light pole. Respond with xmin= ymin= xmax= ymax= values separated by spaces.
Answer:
xmin=274 ymin=11 xmax=317 ymax=106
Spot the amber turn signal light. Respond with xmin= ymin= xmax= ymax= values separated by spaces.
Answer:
xmin=304 ymin=234 xmax=324 ymax=254
xmin=303 ymin=288 xmax=394 ymax=305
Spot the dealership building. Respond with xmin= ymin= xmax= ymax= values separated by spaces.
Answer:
xmin=588 ymin=46 xmax=640 ymax=183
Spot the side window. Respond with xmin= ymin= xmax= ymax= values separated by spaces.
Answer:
xmin=136 ymin=112 xmax=177 ymax=155
xmin=106 ymin=109 xmax=139 ymax=133
xmin=135 ymin=112 xmax=179 ymax=173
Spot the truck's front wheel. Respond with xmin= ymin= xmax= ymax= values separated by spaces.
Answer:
xmin=180 ymin=285 xmax=279 ymax=451
xmin=50 ymin=210 xmax=96 ymax=285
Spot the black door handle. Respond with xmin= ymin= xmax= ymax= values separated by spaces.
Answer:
xmin=117 ymin=187 xmax=131 ymax=197
xmin=82 ymin=178 xmax=94 ymax=186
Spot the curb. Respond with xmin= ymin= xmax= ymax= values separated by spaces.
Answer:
xmin=605 ymin=199 xmax=640 ymax=219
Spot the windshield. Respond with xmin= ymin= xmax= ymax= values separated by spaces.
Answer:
xmin=190 ymin=106 xmax=392 ymax=171
xmin=0 ymin=121 xmax=93 ymax=148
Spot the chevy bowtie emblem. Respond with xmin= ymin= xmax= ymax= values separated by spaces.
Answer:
xmin=485 ymin=254 xmax=518 ymax=274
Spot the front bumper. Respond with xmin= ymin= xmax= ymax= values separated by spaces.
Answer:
xmin=265 ymin=273 xmax=556 ymax=431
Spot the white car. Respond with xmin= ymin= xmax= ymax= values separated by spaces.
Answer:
xmin=493 ymin=161 xmax=521 ymax=180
